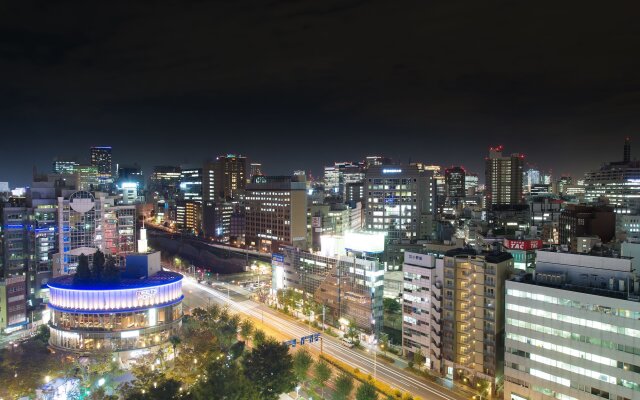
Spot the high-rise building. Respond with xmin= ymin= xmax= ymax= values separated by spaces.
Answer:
xmin=442 ymin=248 xmax=514 ymax=383
xmin=117 ymin=164 xmax=144 ymax=204
xmin=249 ymin=163 xmax=263 ymax=183
xmin=176 ymin=200 xmax=202 ymax=235
xmin=275 ymin=244 xmax=384 ymax=334
xmin=213 ymin=154 xmax=246 ymax=201
xmin=245 ymin=175 xmax=307 ymax=252
xmin=52 ymin=159 xmax=78 ymax=175
xmin=504 ymin=250 xmax=640 ymax=400
xmin=364 ymin=164 xmax=435 ymax=241
xmin=584 ymin=138 xmax=640 ymax=214
xmin=445 ymin=166 xmax=466 ymax=198
xmin=524 ymin=168 xmax=541 ymax=194
xmin=402 ymin=251 xmax=444 ymax=371
xmin=365 ymin=156 xmax=392 ymax=168
xmin=55 ymin=191 xmax=135 ymax=277
xmin=559 ymin=204 xmax=615 ymax=249
xmin=324 ymin=162 xmax=365 ymax=198
xmin=90 ymin=146 xmax=113 ymax=189
xmin=485 ymin=146 xmax=524 ymax=206
xmin=465 ymin=173 xmax=479 ymax=195
xmin=73 ymin=165 xmax=99 ymax=191
xmin=179 ymin=167 xmax=203 ymax=203
xmin=149 ymin=166 xmax=181 ymax=201
xmin=555 ymin=175 xmax=572 ymax=195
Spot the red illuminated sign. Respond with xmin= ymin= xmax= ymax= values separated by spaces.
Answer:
xmin=503 ymin=239 xmax=542 ymax=251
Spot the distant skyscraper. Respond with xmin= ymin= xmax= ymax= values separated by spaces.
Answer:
xmin=90 ymin=146 xmax=113 ymax=188
xmin=248 ymin=163 xmax=263 ymax=183
xmin=523 ymin=168 xmax=541 ymax=194
xmin=213 ymin=154 xmax=246 ymax=201
xmin=465 ymin=172 xmax=479 ymax=194
xmin=323 ymin=161 xmax=365 ymax=198
xmin=73 ymin=165 xmax=99 ymax=191
xmin=365 ymin=155 xmax=392 ymax=168
xmin=53 ymin=159 xmax=78 ymax=175
xmin=444 ymin=166 xmax=466 ymax=198
xmin=179 ymin=167 xmax=203 ymax=203
xmin=149 ymin=166 xmax=181 ymax=201
xmin=485 ymin=146 xmax=524 ymax=206
xmin=555 ymin=175 xmax=572 ymax=195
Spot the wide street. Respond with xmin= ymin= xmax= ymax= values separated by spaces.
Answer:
xmin=180 ymin=275 xmax=468 ymax=400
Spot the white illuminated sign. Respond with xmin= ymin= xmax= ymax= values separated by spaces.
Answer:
xmin=136 ymin=288 xmax=158 ymax=301
xmin=344 ymin=231 xmax=386 ymax=253
xmin=382 ymin=168 xmax=402 ymax=174
xmin=121 ymin=330 xmax=140 ymax=339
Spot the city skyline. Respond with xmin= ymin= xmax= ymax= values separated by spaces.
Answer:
xmin=2 ymin=1 xmax=639 ymax=185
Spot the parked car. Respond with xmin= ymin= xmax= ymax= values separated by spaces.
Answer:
xmin=341 ymin=338 xmax=354 ymax=348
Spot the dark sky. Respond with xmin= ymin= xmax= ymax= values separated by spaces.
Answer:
xmin=1 ymin=1 xmax=640 ymax=186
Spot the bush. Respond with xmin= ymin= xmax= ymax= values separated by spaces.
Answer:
xmin=319 ymin=354 xmax=399 ymax=398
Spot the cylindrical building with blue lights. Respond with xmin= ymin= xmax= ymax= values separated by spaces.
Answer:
xmin=47 ymin=269 xmax=183 ymax=355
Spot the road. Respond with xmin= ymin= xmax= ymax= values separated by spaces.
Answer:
xmin=181 ymin=276 xmax=468 ymax=400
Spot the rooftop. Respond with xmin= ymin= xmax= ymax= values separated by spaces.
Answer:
xmin=47 ymin=270 xmax=182 ymax=291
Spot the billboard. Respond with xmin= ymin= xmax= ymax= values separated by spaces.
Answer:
xmin=503 ymin=238 xmax=543 ymax=251
xmin=344 ymin=231 xmax=385 ymax=253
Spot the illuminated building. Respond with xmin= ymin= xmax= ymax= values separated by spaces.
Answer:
xmin=465 ymin=172 xmax=479 ymax=195
xmin=176 ymin=200 xmax=202 ymax=235
xmin=245 ymin=175 xmax=307 ymax=252
xmin=179 ymin=167 xmax=203 ymax=203
xmin=323 ymin=161 xmax=365 ymax=199
xmin=524 ymin=168 xmax=541 ymax=194
xmin=485 ymin=146 xmax=524 ymax=206
xmin=559 ymin=204 xmax=615 ymax=249
xmin=502 ymin=237 xmax=543 ymax=272
xmin=0 ymin=276 xmax=26 ymax=334
xmin=248 ymin=162 xmax=263 ymax=183
xmin=204 ymin=155 xmax=246 ymax=203
xmin=364 ymin=164 xmax=435 ymax=241
xmin=401 ymin=251 xmax=444 ymax=371
xmin=73 ymin=165 xmax=99 ymax=191
xmin=504 ymin=250 xmax=640 ymax=400
xmin=47 ymin=251 xmax=183 ymax=356
xmin=116 ymin=165 xmax=144 ymax=204
xmin=52 ymin=159 xmax=78 ymax=175
xmin=584 ymin=138 xmax=640 ymax=214
xmin=90 ymin=146 xmax=113 ymax=189
xmin=555 ymin=175 xmax=572 ymax=195
xmin=203 ymin=200 xmax=235 ymax=239
xmin=149 ymin=166 xmax=181 ymax=201
xmin=442 ymin=248 xmax=514 ymax=383
xmin=445 ymin=166 xmax=466 ymax=198
xmin=275 ymin=236 xmax=384 ymax=334
xmin=55 ymin=191 xmax=135 ymax=276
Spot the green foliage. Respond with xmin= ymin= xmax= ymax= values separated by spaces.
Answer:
xmin=383 ymin=298 xmax=401 ymax=314
xmin=34 ymin=324 xmax=51 ymax=344
xmin=242 ymin=338 xmax=296 ymax=400
xmin=92 ymin=250 xmax=106 ymax=280
xmin=356 ymin=380 xmax=379 ymax=400
xmin=239 ymin=319 xmax=254 ymax=341
xmin=292 ymin=348 xmax=314 ymax=385
xmin=333 ymin=372 xmax=354 ymax=400
xmin=253 ymin=329 xmax=266 ymax=346
xmin=191 ymin=357 xmax=257 ymax=400
xmin=74 ymin=253 xmax=92 ymax=283
xmin=412 ymin=349 xmax=424 ymax=369
xmin=345 ymin=321 xmax=360 ymax=345
xmin=123 ymin=375 xmax=184 ymax=400
xmin=313 ymin=359 xmax=332 ymax=397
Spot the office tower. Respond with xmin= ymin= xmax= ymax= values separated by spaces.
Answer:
xmin=345 ymin=181 xmax=364 ymax=205
xmin=203 ymin=201 xmax=235 ymax=239
xmin=585 ymin=138 xmax=640 ymax=214
xmin=307 ymin=204 xmax=350 ymax=251
xmin=90 ymin=146 xmax=113 ymax=189
xmin=55 ymin=191 xmax=135 ymax=277
xmin=245 ymin=175 xmax=307 ymax=252
xmin=485 ymin=146 xmax=524 ymax=206
xmin=524 ymin=168 xmax=541 ymax=194
xmin=149 ymin=166 xmax=181 ymax=201
xmin=73 ymin=165 xmax=99 ymax=191
xmin=52 ymin=159 xmax=78 ymax=175
xmin=465 ymin=173 xmax=479 ymax=195
xmin=275 ymin=243 xmax=384 ymax=334
xmin=442 ymin=248 xmax=514 ymax=384
xmin=530 ymin=184 xmax=551 ymax=195
xmin=504 ymin=250 xmax=640 ymax=400
xmin=117 ymin=164 xmax=144 ymax=204
xmin=364 ymin=164 xmax=435 ymax=241
xmin=555 ymin=176 xmax=572 ymax=195
xmin=402 ymin=251 xmax=444 ymax=371
xmin=323 ymin=161 xmax=365 ymax=198
xmin=445 ymin=166 xmax=466 ymax=198
xmin=213 ymin=154 xmax=246 ymax=201
xmin=559 ymin=204 xmax=615 ymax=249
xmin=179 ymin=167 xmax=203 ymax=202
xmin=176 ymin=200 xmax=202 ymax=235
xmin=249 ymin=162 xmax=263 ymax=183
xmin=365 ymin=156 xmax=392 ymax=168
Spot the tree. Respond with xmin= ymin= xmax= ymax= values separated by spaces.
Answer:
xmin=355 ymin=381 xmax=378 ymax=400
xmin=379 ymin=334 xmax=389 ymax=356
xmin=239 ymin=319 xmax=254 ymax=342
xmin=253 ymin=329 xmax=266 ymax=346
xmin=313 ymin=360 xmax=332 ymax=398
xmin=92 ymin=250 xmax=106 ymax=281
xmin=292 ymin=348 xmax=314 ymax=387
xmin=333 ymin=373 xmax=354 ymax=400
xmin=383 ymin=298 xmax=401 ymax=314
xmin=169 ymin=335 xmax=181 ymax=362
xmin=102 ymin=256 xmax=120 ymax=284
xmin=74 ymin=253 xmax=92 ymax=283
xmin=345 ymin=321 xmax=360 ymax=345
xmin=192 ymin=357 xmax=257 ymax=400
xmin=412 ymin=349 xmax=424 ymax=370
xmin=242 ymin=338 xmax=296 ymax=400
xmin=34 ymin=325 xmax=50 ymax=344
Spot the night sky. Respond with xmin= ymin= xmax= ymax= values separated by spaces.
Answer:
xmin=1 ymin=1 xmax=639 ymax=186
